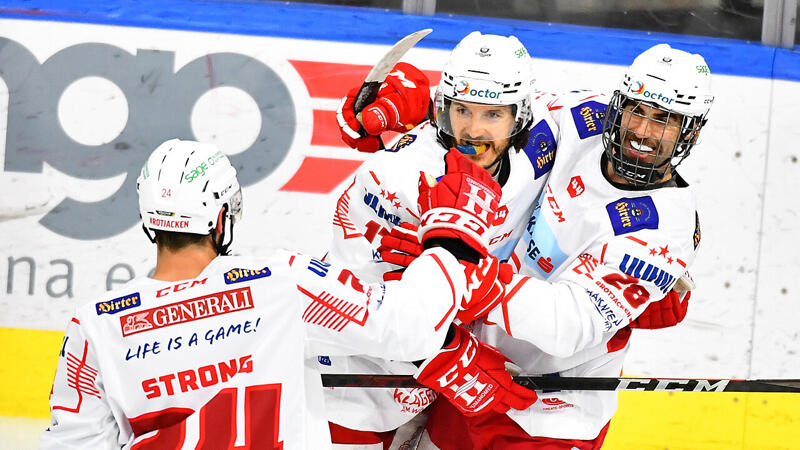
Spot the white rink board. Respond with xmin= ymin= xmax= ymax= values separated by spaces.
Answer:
xmin=1 ymin=18 xmax=798 ymax=380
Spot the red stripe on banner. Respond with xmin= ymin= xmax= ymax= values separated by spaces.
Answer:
xmin=311 ymin=109 xmax=347 ymax=147
xmin=289 ymin=60 xmax=441 ymax=99
xmin=280 ymin=157 xmax=363 ymax=193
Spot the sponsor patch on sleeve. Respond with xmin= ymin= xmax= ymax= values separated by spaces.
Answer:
xmin=224 ymin=267 xmax=271 ymax=284
xmin=96 ymin=292 xmax=141 ymax=315
xmin=606 ymin=196 xmax=659 ymax=235
xmin=389 ymin=134 xmax=417 ymax=152
xmin=318 ymin=355 xmax=331 ymax=366
xmin=570 ymin=100 xmax=607 ymax=139
xmin=522 ymin=119 xmax=556 ymax=179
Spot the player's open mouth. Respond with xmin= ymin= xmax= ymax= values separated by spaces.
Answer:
xmin=623 ymin=138 xmax=655 ymax=161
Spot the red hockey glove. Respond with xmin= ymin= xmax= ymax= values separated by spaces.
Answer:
xmin=630 ymin=290 xmax=690 ymax=329
xmin=418 ymin=148 xmax=501 ymax=258
xmin=336 ymin=62 xmax=430 ymax=153
xmin=378 ymin=222 xmax=421 ymax=281
xmin=457 ymin=257 xmax=514 ymax=324
xmin=414 ymin=325 xmax=537 ymax=417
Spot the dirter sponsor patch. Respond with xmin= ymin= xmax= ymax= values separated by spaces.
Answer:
xmin=120 ymin=287 xmax=254 ymax=337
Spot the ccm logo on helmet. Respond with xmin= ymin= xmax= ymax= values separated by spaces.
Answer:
xmin=149 ymin=217 xmax=189 ymax=229
xmin=454 ymin=80 xmax=501 ymax=99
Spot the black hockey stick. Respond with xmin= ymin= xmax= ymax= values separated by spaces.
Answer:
xmin=321 ymin=374 xmax=800 ymax=393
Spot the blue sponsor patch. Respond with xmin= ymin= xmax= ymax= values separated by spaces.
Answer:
xmin=606 ymin=197 xmax=659 ymax=236
xmin=318 ymin=355 xmax=331 ymax=366
xmin=363 ymin=192 xmax=401 ymax=225
xmin=389 ymin=134 xmax=416 ymax=152
xmin=618 ymin=254 xmax=675 ymax=294
xmin=96 ymin=292 xmax=140 ymax=315
xmin=223 ymin=267 xmax=271 ymax=284
xmin=570 ymin=100 xmax=607 ymax=139
xmin=522 ymin=119 xmax=556 ymax=179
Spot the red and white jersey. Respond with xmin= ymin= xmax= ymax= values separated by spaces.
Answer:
xmin=482 ymin=90 xmax=701 ymax=439
xmin=323 ymin=117 xmax=557 ymax=431
xmin=40 ymin=249 xmax=467 ymax=449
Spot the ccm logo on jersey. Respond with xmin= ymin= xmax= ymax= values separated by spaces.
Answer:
xmin=96 ymin=293 xmax=141 ymax=315
xmin=119 ymin=287 xmax=254 ymax=337
xmin=224 ymin=267 xmax=271 ymax=284
xmin=141 ymin=355 xmax=253 ymax=399
xmin=570 ymin=101 xmax=606 ymax=139
xmin=606 ymin=196 xmax=659 ymax=236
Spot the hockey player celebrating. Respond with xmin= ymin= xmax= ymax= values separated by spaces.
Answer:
xmin=327 ymin=31 xmax=557 ymax=447
xmin=427 ymin=44 xmax=712 ymax=448
xmin=334 ymin=38 xmax=704 ymax=448
xmin=40 ymin=139 xmax=536 ymax=449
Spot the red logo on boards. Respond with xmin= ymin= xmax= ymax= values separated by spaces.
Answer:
xmin=567 ymin=176 xmax=585 ymax=198
xmin=120 ymin=287 xmax=254 ymax=337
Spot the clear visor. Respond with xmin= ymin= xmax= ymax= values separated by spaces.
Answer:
xmin=434 ymin=94 xmax=526 ymax=142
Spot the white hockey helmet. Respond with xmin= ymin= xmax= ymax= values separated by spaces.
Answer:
xmin=137 ymin=139 xmax=242 ymax=252
xmin=602 ymin=44 xmax=714 ymax=185
xmin=433 ymin=31 xmax=535 ymax=153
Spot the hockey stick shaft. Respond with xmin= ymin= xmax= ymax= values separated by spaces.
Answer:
xmin=320 ymin=374 xmax=800 ymax=393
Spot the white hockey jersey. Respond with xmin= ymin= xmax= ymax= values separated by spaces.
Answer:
xmin=482 ymin=91 xmax=701 ymax=439
xmin=41 ymin=248 xmax=468 ymax=449
xmin=322 ymin=117 xmax=557 ymax=431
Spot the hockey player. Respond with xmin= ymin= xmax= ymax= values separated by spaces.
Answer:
xmin=422 ymin=43 xmax=714 ymax=448
xmin=40 ymin=139 xmax=536 ymax=449
xmin=327 ymin=32 xmax=556 ymax=447
xmin=335 ymin=39 xmax=702 ymax=448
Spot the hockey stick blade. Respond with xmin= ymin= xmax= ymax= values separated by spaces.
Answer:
xmin=352 ymin=28 xmax=432 ymax=115
xmin=320 ymin=374 xmax=800 ymax=393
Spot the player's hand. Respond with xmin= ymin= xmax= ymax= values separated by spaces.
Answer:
xmin=417 ymin=148 xmax=501 ymax=259
xmin=630 ymin=271 xmax=692 ymax=329
xmin=629 ymin=290 xmax=690 ymax=329
xmin=414 ymin=325 xmax=537 ymax=416
xmin=336 ymin=62 xmax=430 ymax=153
xmin=457 ymin=256 xmax=513 ymax=324
xmin=378 ymin=222 xmax=421 ymax=281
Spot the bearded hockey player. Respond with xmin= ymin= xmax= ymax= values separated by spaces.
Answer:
xmin=327 ymin=31 xmax=557 ymax=447
xmin=420 ymin=43 xmax=714 ymax=449
xmin=336 ymin=37 xmax=704 ymax=447
xmin=40 ymin=139 xmax=535 ymax=449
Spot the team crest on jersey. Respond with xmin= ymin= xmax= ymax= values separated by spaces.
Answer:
xmin=570 ymin=101 xmax=607 ymax=139
xmin=224 ymin=267 xmax=271 ymax=284
xmin=522 ymin=119 xmax=556 ymax=179
xmin=606 ymin=197 xmax=659 ymax=235
xmin=390 ymin=134 xmax=417 ymax=152
xmin=693 ymin=211 xmax=701 ymax=249
xmin=96 ymin=292 xmax=141 ymax=315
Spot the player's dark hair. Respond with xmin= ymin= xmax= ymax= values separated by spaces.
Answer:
xmin=153 ymin=230 xmax=210 ymax=252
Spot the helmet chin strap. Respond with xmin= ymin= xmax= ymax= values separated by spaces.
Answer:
xmin=212 ymin=205 xmax=234 ymax=256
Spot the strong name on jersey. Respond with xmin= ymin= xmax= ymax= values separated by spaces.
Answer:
xmin=42 ymin=249 xmax=468 ymax=449
xmin=480 ymin=91 xmax=699 ymax=439
xmin=323 ymin=116 xmax=556 ymax=431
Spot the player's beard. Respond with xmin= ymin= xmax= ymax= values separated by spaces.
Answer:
xmin=458 ymin=138 xmax=511 ymax=174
